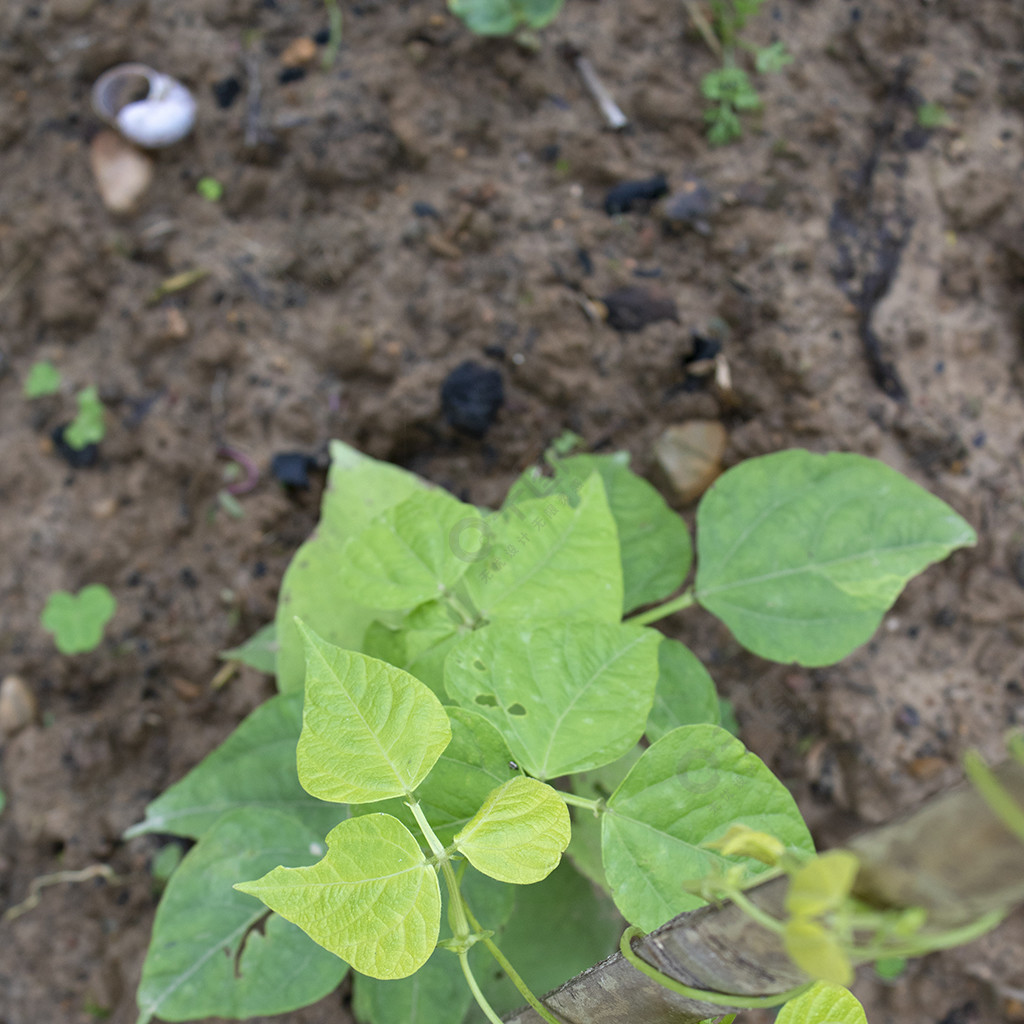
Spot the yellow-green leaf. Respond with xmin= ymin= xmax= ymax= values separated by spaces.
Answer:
xmin=785 ymin=851 xmax=859 ymax=919
xmin=235 ymin=814 xmax=440 ymax=980
xmin=776 ymin=980 xmax=866 ymax=1024
xmin=296 ymin=623 xmax=451 ymax=804
xmin=783 ymin=919 xmax=853 ymax=987
xmin=454 ymin=777 xmax=570 ymax=884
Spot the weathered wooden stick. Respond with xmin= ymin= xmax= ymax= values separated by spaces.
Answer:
xmin=504 ymin=760 xmax=1024 ymax=1023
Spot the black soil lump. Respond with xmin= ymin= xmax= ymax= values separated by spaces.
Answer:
xmin=441 ymin=361 xmax=504 ymax=438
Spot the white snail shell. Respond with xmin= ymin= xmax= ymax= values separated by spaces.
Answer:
xmin=91 ymin=63 xmax=196 ymax=148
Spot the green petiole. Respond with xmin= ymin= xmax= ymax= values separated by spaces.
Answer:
xmin=626 ymin=588 xmax=696 ymax=626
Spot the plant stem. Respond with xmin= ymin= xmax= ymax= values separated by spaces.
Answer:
xmin=459 ymin=951 xmax=505 ymax=1024
xmin=626 ymin=588 xmax=696 ymax=626
xmin=558 ymin=791 xmax=604 ymax=814
xmin=464 ymin=904 xmax=568 ymax=1024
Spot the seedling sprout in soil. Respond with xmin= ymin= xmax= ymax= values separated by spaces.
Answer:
xmin=41 ymin=583 xmax=117 ymax=655
xmin=127 ymin=441 xmax=998 ymax=1024
xmin=23 ymin=360 xmax=61 ymax=398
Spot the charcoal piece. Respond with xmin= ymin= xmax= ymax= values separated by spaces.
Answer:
xmin=602 ymin=286 xmax=678 ymax=332
xmin=52 ymin=424 xmax=99 ymax=468
xmin=211 ymin=76 xmax=242 ymax=109
xmin=271 ymin=451 xmax=317 ymax=489
xmin=277 ymin=66 xmax=306 ymax=85
xmin=441 ymin=361 xmax=504 ymax=438
xmin=683 ymin=333 xmax=722 ymax=365
xmin=603 ymin=174 xmax=669 ymax=215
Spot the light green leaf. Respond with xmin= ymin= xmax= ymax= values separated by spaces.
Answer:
xmin=454 ymin=776 xmax=570 ymax=884
xmin=445 ymin=619 xmax=661 ymax=779
xmin=602 ymin=725 xmax=814 ymax=931
xmin=783 ymin=919 xmax=854 ymax=987
xmin=464 ymin=474 xmax=623 ymax=623
xmin=448 ymin=0 xmax=563 ymax=35
xmin=219 ymin=622 xmax=277 ymax=674
xmin=363 ymin=600 xmax=466 ymax=698
xmin=353 ymin=945 xmax=470 ymax=1024
xmin=65 ymin=386 xmax=106 ymax=448
xmin=565 ymin=746 xmax=644 ymax=894
xmin=507 ymin=454 xmax=692 ymax=613
xmin=775 ymin=981 xmax=866 ymax=1024
xmin=469 ymin=858 xmax=622 ymax=1021
xmin=275 ymin=441 xmax=425 ymax=692
xmin=695 ymin=450 xmax=977 ymax=666
xmin=40 ymin=583 xmax=116 ymax=654
xmin=336 ymin=489 xmax=479 ymax=610
xmin=352 ymin=706 xmax=520 ymax=845
xmin=136 ymin=809 xmax=347 ymax=1023
xmin=124 ymin=692 xmax=342 ymax=841
xmin=235 ymin=814 xmax=441 ymax=980
xmin=24 ymin=360 xmax=61 ymax=397
xmin=297 ymin=624 xmax=451 ymax=804
xmin=646 ymin=637 xmax=720 ymax=742
xmin=785 ymin=851 xmax=860 ymax=919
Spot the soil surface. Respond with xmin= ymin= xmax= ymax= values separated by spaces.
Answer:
xmin=3 ymin=1 xmax=1024 ymax=1022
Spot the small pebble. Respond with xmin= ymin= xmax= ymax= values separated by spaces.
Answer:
xmin=277 ymin=66 xmax=306 ymax=85
xmin=441 ymin=361 xmax=504 ymax=438
xmin=211 ymin=76 xmax=242 ymax=109
xmin=280 ymin=37 xmax=318 ymax=68
xmin=271 ymin=451 xmax=317 ymax=489
xmin=601 ymin=286 xmax=678 ymax=332
xmin=652 ymin=420 xmax=728 ymax=505
xmin=89 ymin=130 xmax=154 ymax=214
xmin=0 ymin=675 xmax=36 ymax=737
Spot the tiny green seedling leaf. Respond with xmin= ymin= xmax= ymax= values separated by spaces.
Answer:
xmin=445 ymin=619 xmax=661 ymax=779
xmin=448 ymin=0 xmax=563 ymax=35
xmin=454 ymin=776 xmax=570 ymax=884
xmin=695 ymin=450 xmax=977 ymax=665
xmin=602 ymin=724 xmax=814 ymax=930
xmin=41 ymin=584 xmax=116 ymax=654
xmin=196 ymin=176 xmax=224 ymax=201
xmin=774 ymin=980 xmax=867 ymax=1024
xmin=219 ymin=622 xmax=277 ymax=674
xmin=24 ymin=360 xmax=61 ymax=397
xmin=755 ymin=40 xmax=793 ymax=74
xmin=64 ymin=386 xmax=106 ymax=450
xmin=785 ymin=850 xmax=859 ymax=919
xmin=296 ymin=623 xmax=452 ymax=803
xmin=917 ymin=102 xmax=950 ymax=129
xmin=235 ymin=813 xmax=441 ymax=980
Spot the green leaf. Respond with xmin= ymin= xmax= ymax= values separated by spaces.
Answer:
xmin=235 ymin=813 xmax=441 ymax=980
xmin=352 ymin=706 xmax=520 ymax=846
xmin=64 ymin=386 xmax=106 ymax=449
xmin=756 ymin=40 xmax=793 ymax=74
xmin=469 ymin=858 xmax=622 ymax=1021
xmin=782 ymin=919 xmax=853 ymax=987
xmin=275 ymin=441 xmax=424 ymax=692
xmin=336 ymin=489 xmax=479 ymax=610
xmin=445 ymin=619 xmax=661 ymax=779
xmin=464 ymin=474 xmax=623 ymax=623
xmin=602 ymin=725 xmax=814 ymax=931
xmin=454 ymin=776 xmax=570 ymax=884
xmin=775 ymin=980 xmax=865 ymax=1023
xmin=363 ymin=600 xmax=465 ymax=697
xmin=296 ymin=624 xmax=452 ymax=803
xmin=353 ymin=945 xmax=471 ymax=1024
xmin=510 ymin=454 xmax=692 ymax=614
xmin=124 ymin=692 xmax=342 ymax=841
xmin=136 ymin=809 xmax=347 ymax=1023
xmin=40 ymin=584 xmax=116 ymax=654
xmin=646 ymin=638 xmax=720 ymax=743
xmin=695 ymin=450 xmax=977 ymax=666
xmin=220 ymin=622 xmax=277 ymax=674
xmin=24 ymin=360 xmax=61 ymax=397
xmin=448 ymin=0 xmax=564 ymax=35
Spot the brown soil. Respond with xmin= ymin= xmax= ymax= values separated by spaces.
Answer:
xmin=3 ymin=1 xmax=1024 ymax=1022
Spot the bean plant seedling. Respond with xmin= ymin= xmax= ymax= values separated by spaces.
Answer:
xmin=127 ymin=441 xmax=982 ymax=1024
xmin=24 ymin=360 xmax=62 ymax=398
xmin=41 ymin=584 xmax=117 ymax=654
xmin=64 ymin=386 xmax=107 ymax=451
xmin=447 ymin=0 xmax=564 ymax=36
xmin=688 ymin=0 xmax=793 ymax=144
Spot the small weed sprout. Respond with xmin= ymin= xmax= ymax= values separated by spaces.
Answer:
xmin=447 ymin=0 xmax=564 ymax=36
xmin=41 ymin=584 xmax=117 ymax=654
xmin=24 ymin=361 xmax=62 ymax=398
xmin=689 ymin=0 xmax=793 ymax=145
xmin=64 ymin=386 xmax=107 ymax=451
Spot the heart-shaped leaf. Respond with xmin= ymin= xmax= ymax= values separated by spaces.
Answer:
xmin=454 ymin=776 xmax=570 ymax=884
xmin=235 ymin=813 xmax=441 ymax=980
xmin=296 ymin=623 xmax=451 ymax=804
xmin=40 ymin=584 xmax=116 ymax=654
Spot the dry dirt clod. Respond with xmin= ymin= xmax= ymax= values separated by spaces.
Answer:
xmin=89 ymin=131 xmax=155 ymax=214
xmin=652 ymin=420 xmax=728 ymax=505
xmin=0 ymin=675 xmax=37 ymax=737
